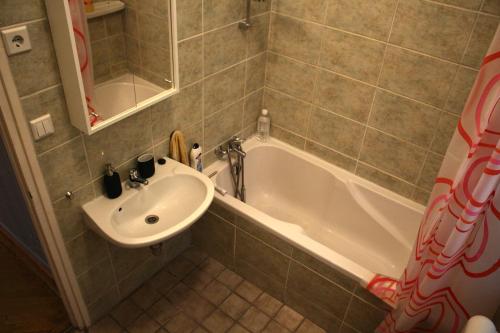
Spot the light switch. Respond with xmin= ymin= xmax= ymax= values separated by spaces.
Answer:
xmin=30 ymin=114 xmax=55 ymax=141
xmin=1 ymin=26 xmax=32 ymax=55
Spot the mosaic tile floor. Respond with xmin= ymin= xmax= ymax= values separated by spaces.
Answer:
xmin=88 ymin=247 xmax=326 ymax=333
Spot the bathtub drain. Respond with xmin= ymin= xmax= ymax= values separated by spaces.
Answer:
xmin=145 ymin=215 xmax=159 ymax=224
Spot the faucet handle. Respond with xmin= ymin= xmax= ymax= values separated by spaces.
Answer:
xmin=129 ymin=168 xmax=139 ymax=179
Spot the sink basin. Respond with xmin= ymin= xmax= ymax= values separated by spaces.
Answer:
xmin=83 ymin=158 xmax=214 ymax=247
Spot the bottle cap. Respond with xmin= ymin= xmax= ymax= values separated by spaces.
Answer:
xmin=261 ymin=109 xmax=268 ymax=116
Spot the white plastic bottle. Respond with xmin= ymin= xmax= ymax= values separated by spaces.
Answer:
xmin=257 ymin=109 xmax=270 ymax=142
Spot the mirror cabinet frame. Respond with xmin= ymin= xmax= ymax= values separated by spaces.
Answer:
xmin=45 ymin=0 xmax=179 ymax=135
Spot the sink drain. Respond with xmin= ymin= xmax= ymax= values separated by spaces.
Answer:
xmin=145 ymin=215 xmax=159 ymax=224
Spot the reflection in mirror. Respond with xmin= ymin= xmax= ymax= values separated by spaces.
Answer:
xmin=70 ymin=0 xmax=174 ymax=126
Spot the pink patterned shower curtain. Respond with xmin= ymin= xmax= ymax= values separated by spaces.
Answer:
xmin=68 ymin=0 xmax=98 ymax=126
xmin=368 ymin=26 xmax=500 ymax=332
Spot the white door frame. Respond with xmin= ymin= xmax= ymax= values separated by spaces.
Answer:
xmin=0 ymin=39 xmax=90 ymax=328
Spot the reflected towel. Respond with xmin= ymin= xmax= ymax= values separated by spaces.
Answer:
xmin=169 ymin=130 xmax=189 ymax=165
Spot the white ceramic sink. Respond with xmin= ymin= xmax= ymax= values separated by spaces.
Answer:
xmin=83 ymin=158 xmax=214 ymax=248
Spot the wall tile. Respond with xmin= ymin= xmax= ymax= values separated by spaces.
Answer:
xmin=204 ymin=64 xmax=246 ymax=116
xmin=151 ymin=82 xmax=203 ymax=144
xmin=435 ymin=0 xmax=482 ymax=10
xmin=66 ymin=230 xmax=110 ymax=276
xmin=314 ymin=70 xmax=375 ymax=122
xmin=138 ymin=13 xmax=170 ymax=47
xmin=360 ymin=129 xmax=426 ymax=182
xmin=247 ymin=14 xmax=270 ymax=56
xmin=325 ymin=0 xmax=397 ymax=41
xmin=445 ymin=67 xmax=478 ymax=117
xmin=266 ymin=53 xmax=318 ymax=101
xmin=191 ymin=212 xmax=235 ymax=267
xmin=87 ymin=286 xmax=121 ymax=322
xmin=309 ymin=108 xmax=365 ymax=158
xmin=203 ymin=0 xmax=244 ymax=31
xmin=105 ymin=12 xmax=125 ymax=36
xmin=355 ymin=163 xmax=415 ymax=197
xmin=482 ymin=0 xmax=500 ymax=15
xmin=272 ymin=0 xmax=328 ymax=23
xmin=38 ymin=137 xmax=91 ymax=201
xmin=343 ymin=297 xmax=387 ymax=333
xmin=417 ymin=153 xmax=443 ymax=191
xmin=88 ymin=17 xmax=106 ymax=41
xmin=462 ymin=14 xmax=500 ymax=68
xmin=246 ymin=53 xmax=267 ymax=94
xmin=304 ymin=141 xmax=357 ymax=172
xmin=0 ymin=0 xmax=45 ymax=27
xmin=204 ymin=24 xmax=247 ymax=75
xmin=320 ymin=29 xmax=385 ymax=84
xmin=177 ymin=0 xmax=202 ymax=39
xmin=430 ymin=112 xmax=459 ymax=154
xmin=77 ymin=258 xmax=117 ymax=306
xmin=141 ymin=42 xmax=171 ymax=77
xmin=53 ymin=185 xmax=94 ymax=241
xmin=21 ymin=85 xmax=80 ymax=154
xmin=369 ymin=91 xmax=441 ymax=148
xmin=244 ymin=89 xmax=264 ymax=127
xmin=263 ymin=89 xmax=311 ymax=136
xmin=137 ymin=0 xmax=169 ymax=17
xmin=178 ymin=36 xmax=203 ymax=88
xmin=204 ymin=101 xmax=244 ymax=150
xmin=235 ymin=216 xmax=293 ymax=255
xmin=379 ymin=46 xmax=457 ymax=107
xmin=251 ymin=0 xmax=272 ymax=16
xmin=390 ymin=0 xmax=476 ymax=62
xmin=8 ymin=20 xmax=60 ymax=96
xmin=271 ymin=126 xmax=306 ymax=149
xmin=269 ymin=14 xmax=323 ymax=64
xmin=84 ymin=110 xmax=153 ymax=178
xmin=413 ymin=188 xmax=431 ymax=206
xmin=287 ymin=262 xmax=351 ymax=320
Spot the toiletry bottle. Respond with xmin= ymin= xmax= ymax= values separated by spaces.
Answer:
xmin=257 ymin=109 xmax=270 ymax=142
xmin=190 ymin=143 xmax=204 ymax=172
xmin=103 ymin=163 xmax=122 ymax=199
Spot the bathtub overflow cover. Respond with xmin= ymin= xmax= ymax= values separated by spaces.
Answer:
xmin=145 ymin=215 xmax=159 ymax=224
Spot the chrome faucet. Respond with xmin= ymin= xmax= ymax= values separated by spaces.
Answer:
xmin=215 ymin=137 xmax=247 ymax=202
xmin=128 ymin=168 xmax=149 ymax=188
xmin=215 ymin=136 xmax=246 ymax=159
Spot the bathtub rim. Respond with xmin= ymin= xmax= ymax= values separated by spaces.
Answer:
xmin=204 ymin=135 xmax=425 ymax=286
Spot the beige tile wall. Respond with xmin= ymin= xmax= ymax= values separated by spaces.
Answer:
xmin=265 ymin=0 xmax=499 ymax=204
xmin=0 ymin=0 xmax=269 ymax=322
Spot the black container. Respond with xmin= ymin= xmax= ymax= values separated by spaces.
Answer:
xmin=103 ymin=164 xmax=122 ymax=199
xmin=137 ymin=153 xmax=155 ymax=178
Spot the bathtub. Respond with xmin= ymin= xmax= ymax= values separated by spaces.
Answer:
xmin=204 ymin=136 xmax=424 ymax=285
xmin=94 ymin=73 xmax=163 ymax=120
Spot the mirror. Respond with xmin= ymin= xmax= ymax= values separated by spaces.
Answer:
xmin=46 ymin=0 xmax=179 ymax=135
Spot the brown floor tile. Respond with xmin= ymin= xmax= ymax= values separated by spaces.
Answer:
xmin=181 ymin=291 xmax=216 ymax=322
xmin=217 ymin=269 xmax=243 ymax=290
xmin=182 ymin=247 xmax=209 ymax=266
xmin=183 ymin=268 xmax=214 ymax=292
xmin=194 ymin=326 xmax=210 ymax=333
xmin=201 ymin=279 xmax=232 ymax=306
xmin=148 ymin=268 xmax=180 ymax=295
xmin=167 ymin=283 xmax=196 ymax=306
xmin=126 ymin=313 xmax=160 ymax=333
xmin=254 ymin=293 xmax=283 ymax=317
xmin=147 ymin=298 xmax=180 ymax=325
xmin=220 ymin=294 xmax=251 ymax=320
xmin=199 ymin=258 xmax=226 ymax=277
xmin=203 ymin=309 xmax=235 ymax=333
xmin=88 ymin=316 xmax=122 ymax=333
xmin=239 ymin=307 xmax=271 ymax=333
xmin=131 ymin=283 xmax=162 ymax=310
xmin=228 ymin=324 xmax=251 ymax=333
xmin=296 ymin=319 xmax=326 ymax=333
xmin=274 ymin=305 xmax=304 ymax=331
xmin=110 ymin=299 xmax=143 ymax=327
xmin=235 ymin=281 xmax=262 ymax=302
xmin=168 ymin=256 xmax=196 ymax=278
xmin=263 ymin=320 xmax=290 ymax=333
xmin=165 ymin=312 xmax=198 ymax=333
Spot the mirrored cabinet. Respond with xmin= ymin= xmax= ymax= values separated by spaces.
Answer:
xmin=46 ymin=0 xmax=179 ymax=135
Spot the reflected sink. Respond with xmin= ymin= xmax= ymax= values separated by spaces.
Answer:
xmin=83 ymin=158 xmax=214 ymax=248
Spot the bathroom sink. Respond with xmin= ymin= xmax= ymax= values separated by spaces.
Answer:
xmin=82 ymin=158 xmax=214 ymax=248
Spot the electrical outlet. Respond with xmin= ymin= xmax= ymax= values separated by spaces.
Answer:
xmin=30 ymin=114 xmax=55 ymax=141
xmin=1 ymin=26 xmax=32 ymax=55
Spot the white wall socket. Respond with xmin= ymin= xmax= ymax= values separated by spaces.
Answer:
xmin=30 ymin=114 xmax=55 ymax=141
xmin=1 ymin=26 xmax=32 ymax=56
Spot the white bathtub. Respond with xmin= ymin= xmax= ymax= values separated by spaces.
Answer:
xmin=204 ymin=136 xmax=424 ymax=285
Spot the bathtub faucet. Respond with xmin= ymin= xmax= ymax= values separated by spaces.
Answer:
xmin=215 ymin=136 xmax=246 ymax=159
xmin=215 ymin=137 xmax=247 ymax=202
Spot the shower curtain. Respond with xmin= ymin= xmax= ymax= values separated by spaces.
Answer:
xmin=68 ymin=0 xmax=98 ymax=126
xmin=368 ymin=26 xmax=500 ymax=332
